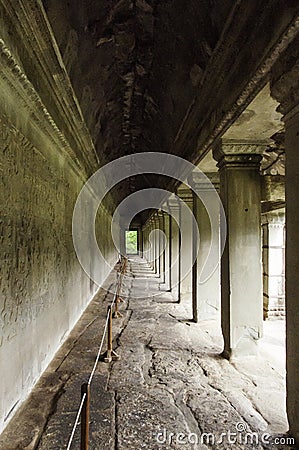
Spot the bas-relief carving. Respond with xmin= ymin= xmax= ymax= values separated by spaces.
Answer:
xmin=0 ymin=4 xmax=119 ymax=432
xmin=0 ymin=115 xmax=78 ymax=346
xmin=0 ymin=113 xmax=115 ymax=348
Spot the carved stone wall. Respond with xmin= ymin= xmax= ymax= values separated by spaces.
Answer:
xmin=0 ymin=114 xmax=117 ymax=433
xmin=0 ymin=3 xmax=118 ymax=433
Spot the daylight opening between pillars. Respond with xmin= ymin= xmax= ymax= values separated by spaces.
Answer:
xmin=125 ymin=229 xmax=138 ymax=255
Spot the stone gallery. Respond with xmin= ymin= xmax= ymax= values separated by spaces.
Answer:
xmin=0 ymin=1 xmax=298 ymax=449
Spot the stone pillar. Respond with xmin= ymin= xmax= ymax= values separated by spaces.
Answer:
xmin=213 ymin=140 xmax=265 ymax=358
xmin=162 ymin=212 xmax=171 ymax=291
xmin=146 ymin=224 xmax=150 ymax=262
xmin=154 ymin=214 xmax=160 ymax=276
xmin=146 ymin=222 xmax=153 ymax=267
xmin=191 ymin=173 xmax=221 ymax=322
xmin=192 ymin=191 xmax=198 ymax=322
xmin=271 ymin=40 xmax=299 ymax=442
xmin=177 ymin=188 xmax=193 ymax=307
xmin=138 ymin=226 xmax=143 ymax=256
xmin=158 ymin=211 xmax=166 ymax=284
xmin=148 ymin=219 xmax=154 ymax=270
xmin=120 ymin=227 xmax=126 ymax=257
xmin=262 ymin=210 xmax=285 ymax=319
xmin=142 ymin=225 xmax=147 ymax=260
xmin=168 ymin=199 xmax=180 ymax=301
xmin=150 ymin=218 xmax=155 ymax=271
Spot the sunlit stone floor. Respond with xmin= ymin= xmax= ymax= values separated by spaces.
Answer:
xmin=0 ymin=256 xmax=292 ymax=450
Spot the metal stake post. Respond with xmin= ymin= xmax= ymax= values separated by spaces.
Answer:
xmin=81 ymin=383 xmax=90 ymax=450
xmin=104 ymin=306 xmax=120 ymax=362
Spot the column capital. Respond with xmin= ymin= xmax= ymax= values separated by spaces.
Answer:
xmin=177 ymin=187 xmax=193 ymax=203
xmin=262 ymin=209 xmax=285 ymax=226
xmin=213 ymin=139 xmax=267 ymax=169
xmin=189 ymin=172 xmax=220 ymax=192
xmin=149 ymin=216 xmax=155 ymax=226
xmin=167 ymin=197 xmax=180 ymax=213
xmin=271 ymin=35 xmax=299 ymax=121
xmin=157 ymin=210 xmax=165 ymax=221
xmin=167 ymin=196 xmax=181 ymax=216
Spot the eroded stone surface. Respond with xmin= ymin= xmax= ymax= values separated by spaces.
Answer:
xmin=0 ymin=257 xmax=293 ymax=449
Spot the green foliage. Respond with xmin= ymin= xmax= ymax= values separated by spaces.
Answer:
xmin=126 ymin=230 xmax=138 ymax=254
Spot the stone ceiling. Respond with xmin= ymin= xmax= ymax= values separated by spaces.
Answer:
xmin=41 ymin=0 xmax=299 ymax=223
xmin=42 ymin=0 xmax=233 ymax=201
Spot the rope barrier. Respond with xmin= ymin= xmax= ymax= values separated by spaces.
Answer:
xmin=87 ymin=312 xmax=110 ymax=384
xmin=113 ymin=257 xmax=127 ymax=317
xmin=65 ymin=255 xmax=127 ymax=450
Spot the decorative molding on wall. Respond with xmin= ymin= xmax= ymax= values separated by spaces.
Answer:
xmin=0 ymin=0 xmax=100 ymax=174
xmin=0 ymin=38 xmax=87 ymax=179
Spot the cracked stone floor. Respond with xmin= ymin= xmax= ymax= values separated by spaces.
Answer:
xmin=0 ymin=256 xmax=294 ymax=450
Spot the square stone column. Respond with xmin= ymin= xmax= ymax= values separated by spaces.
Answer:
xmin=190 ymin=173 xmax=221 ymax=323
xmin=119 ymin=229 xmax=125 ymax=257
xmin=138 ymin=225 xmax=143 ymax=256
xmin=164 ymin=212 xmax=171 ymax=291
xmin=144 ymin=224 xmax=151 ymax=262
xmin=167 ymin=198 xmax=181 ymax=302
xmin=271 ymin=39 xmax=299 ymax=443
xmin=177 ymin=188 xmax=194 ymax=307
xmin=148 ymin=218 xmax=155 ymax=270
xmin=213 ymin=140 xmax=265 ymax=358
xmin=153 ymin=215 xmax=160 ymax=276
xmin=158 ymin=211 xmax=166 ymax=284
xmin=143 ymin=226 xmax=147 ymax=257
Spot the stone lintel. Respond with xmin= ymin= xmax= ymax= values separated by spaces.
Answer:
xmin=261 ymin=201 xmax=286 ymax=214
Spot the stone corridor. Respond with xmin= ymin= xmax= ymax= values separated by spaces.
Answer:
xmin=0 ymin=257 xmax=291 ymax=450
